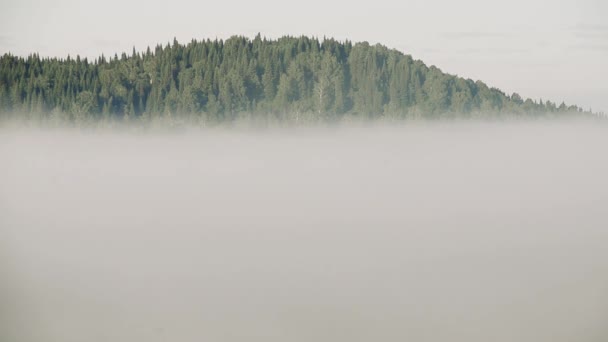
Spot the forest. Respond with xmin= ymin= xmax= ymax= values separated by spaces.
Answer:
xmin=0 ymin=35 xmax=592 ymax=125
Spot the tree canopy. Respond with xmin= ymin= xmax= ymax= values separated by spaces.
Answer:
xmin=0 ymin=35 xmax=591 ymax=125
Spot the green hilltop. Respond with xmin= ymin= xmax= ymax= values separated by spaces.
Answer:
xmin=0 ymin=35 xmax=592 ymax=124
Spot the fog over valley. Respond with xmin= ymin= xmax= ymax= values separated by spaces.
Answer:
xmin=1 ymin=121 xmax=607 ymax=341
xmin=2 ymin=0 xmax=606 ymax=339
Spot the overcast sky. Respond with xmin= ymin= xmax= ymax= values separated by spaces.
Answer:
xmin=1 ymin=0 xmax=606 ymax=112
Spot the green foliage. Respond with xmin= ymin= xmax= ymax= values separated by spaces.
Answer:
xmin=0 ymin=35 xmax=591 ymax=124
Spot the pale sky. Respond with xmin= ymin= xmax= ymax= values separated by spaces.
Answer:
xmin=1 ymin=0 xmax=606 ymax=112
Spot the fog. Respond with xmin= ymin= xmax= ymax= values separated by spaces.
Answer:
xmin=1 ymin=121 xmax=607 ymax=342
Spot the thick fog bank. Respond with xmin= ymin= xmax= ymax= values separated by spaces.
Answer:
xmin=1 ymin=121 xmax=607 ymax=342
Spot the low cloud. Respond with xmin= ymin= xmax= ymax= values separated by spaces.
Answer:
xmin=455 ymin=47 xmax=529 ymax=55
xmin=441 ymin=31 xmax=510 ymax=39
xmin=0 ymin=35 xmax=14 ymax=47
xmin=1 ymin=122 xmax=607 ymax=342
xmin=569 ymin=43 xmax=608 ymax=52
xmin=571 ymin=23 xmax=608 ymax=40
xmin=90 ymin=38 xmax=122 ymax=49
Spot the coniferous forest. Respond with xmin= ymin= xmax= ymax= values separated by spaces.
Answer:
xmin=0 ymin=35 xmax=592 ymax=125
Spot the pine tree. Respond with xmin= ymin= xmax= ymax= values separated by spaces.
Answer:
xmin=0 ymin=35 xmax=592 ymax=124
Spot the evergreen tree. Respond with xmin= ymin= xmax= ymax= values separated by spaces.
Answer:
xmin=0 ymin=35 xmax=592 ymax=125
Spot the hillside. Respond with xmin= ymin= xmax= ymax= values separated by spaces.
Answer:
xmin=0 ymin=35 xmax=590 ymax=124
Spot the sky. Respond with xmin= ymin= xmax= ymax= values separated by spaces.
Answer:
xmin=1 ymin=0 xmax=607 ymax=112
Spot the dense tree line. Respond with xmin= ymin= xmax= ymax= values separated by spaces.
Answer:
xmin=0 ymin=35 xmax=591 ymax=125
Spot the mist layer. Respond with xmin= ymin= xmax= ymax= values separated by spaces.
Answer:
xmin=1 ymin=121 xmax=607 ymax=342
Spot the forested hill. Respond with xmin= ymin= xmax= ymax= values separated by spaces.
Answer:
xmin=0 ymin=35 xmax=591 ymax=124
